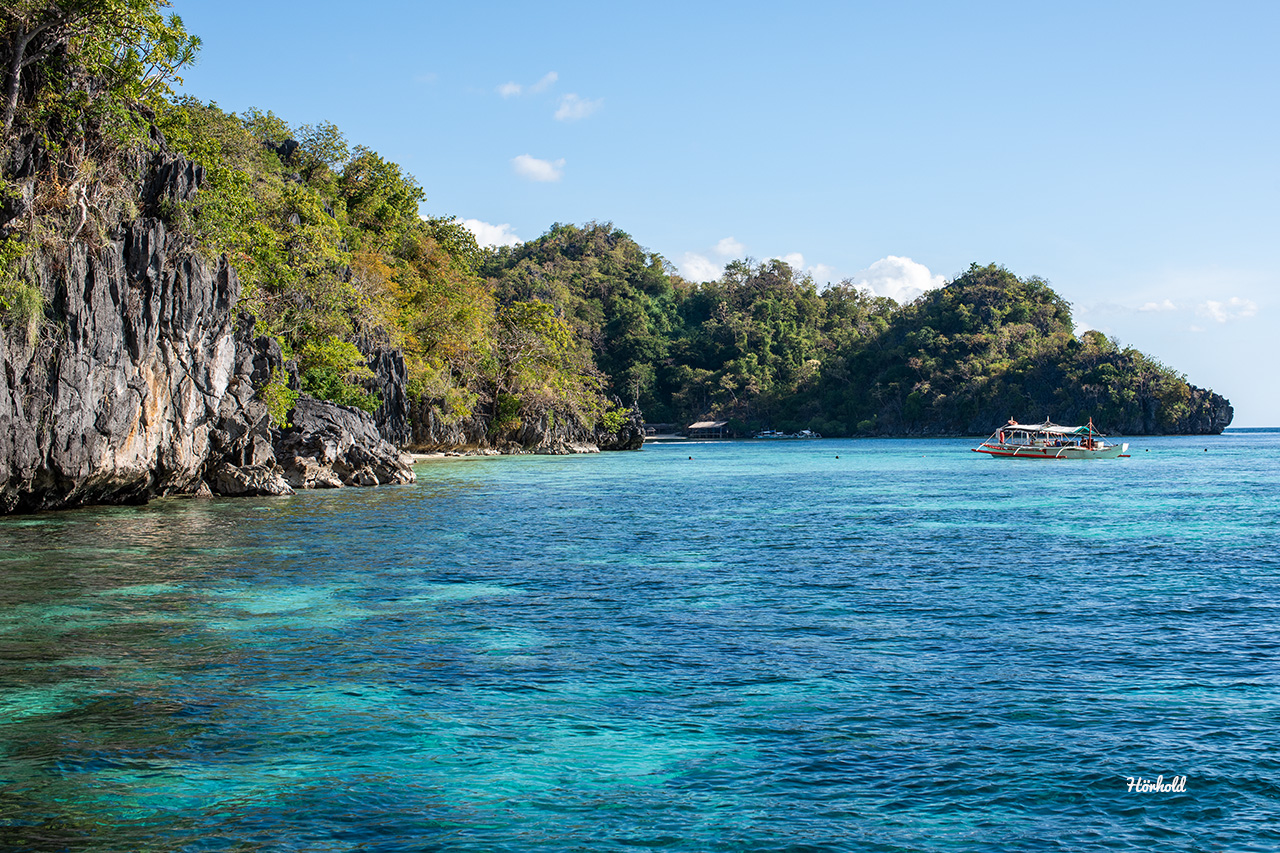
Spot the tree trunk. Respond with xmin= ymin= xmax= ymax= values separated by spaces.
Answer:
xmin=1 ymin=27 xmax=31 ymax=136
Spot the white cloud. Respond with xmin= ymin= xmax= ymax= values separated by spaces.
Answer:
xmin=774 ymin=253 xmax=839 ymax=284
xmin=1197 ymin=297 xmax=1257 ymax=323
xmin=1139 ymin=299 xmax=1178 ymax=312
xmin=530 ymin=71 xmax=559 ymax=93
xmin=497 ymin=71 xmax=558 ymax=98
xmin=809 ymin=263 xmax=838 ymax=285
xmin=714 ymin=237 xmax=744 ymax=257
xmin=679 ymin=252 xmax=722 ymax=282
xmin=849 ymin=255 xmax=945 ymax=303
xmin=462 ymin=219 xmax=521 ymax=248
xmin=554 ymin=93 xmax=602 ymax=121
xmin=679 ymin=243 xmax=837 ymax=285
xmin=511 ymin=154 xmax=565 ymax=182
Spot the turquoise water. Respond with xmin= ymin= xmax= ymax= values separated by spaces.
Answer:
xmin=1 ymin=433 xmax=1278 ymax=851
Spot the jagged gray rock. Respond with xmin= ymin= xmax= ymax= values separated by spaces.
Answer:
xmin=367 ymin=348 xmax=412 ymax=446
xmin=0 ymin=209 xmax=242 ymax=512
xmin=596 ymin=405 xmax=646 ymax=451
xmin=276 ymin=396 xmax=415 ymax=489
xmin=202 ymin=315 xmax=293 ymax=497
xmin=0 ymin=148 xmax=412 ymax=513
xmin=405 ymin=396 xmax=489 ymax=449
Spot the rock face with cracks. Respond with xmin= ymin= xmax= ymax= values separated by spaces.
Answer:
xmin=0 ymin=151 xmax=414 ymax=514
xmin=0 ymin=197 xmax=241 ymax=512
xmin=276 ymin=397 xmax=415 ymax=490
xmin=0 ymin=141 xmax=648 ymax=514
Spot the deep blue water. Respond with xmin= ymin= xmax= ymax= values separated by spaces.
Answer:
xmin=2 ymin=434 xmax=1278 ymax=851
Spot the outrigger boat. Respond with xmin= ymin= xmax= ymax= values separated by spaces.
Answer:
xmin=973 ymin=418 xmax=1130 ymax=459
xmin=752 ymin=429 xmax=822 ymax=439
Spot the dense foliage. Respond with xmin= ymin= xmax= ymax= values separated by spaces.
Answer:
xmin=2 ymin=1 xmax=1229 ymax=438
xmin=482 ymin=233 xmax=1226 ymax=435
xmin=1 ymin=0 xmax=198 ymax=324
xmin=150 ymin=98 xmax=621 ymax=430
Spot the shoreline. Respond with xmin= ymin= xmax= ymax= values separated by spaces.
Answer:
xmin=408 ymin=450 xmax=503 ymax=462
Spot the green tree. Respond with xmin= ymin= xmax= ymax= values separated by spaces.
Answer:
xmin=2 ymin=0 xmax=199 ymax=135
xmin=340 ymin=146 xmax=424 ymax=243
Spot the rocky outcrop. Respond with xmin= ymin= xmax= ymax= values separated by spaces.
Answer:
xmin=202 ymin=316 xmax=292 ymax=497
xmin=1154 ymin=385 xmax=1233 ymax=435
xmin=596 ymin=405 xmax=646 ymax=451
xmin=503 ymin=408 xmax=598 ymax=454
xmin=400 ymin=391 xmax=646 ymax=455
xmin=0 ymin=147 xmax=417 ymax=514
xmin=367 ymin=348 xmax=412 ymax=446
xmin=0 ymin=210 xmax=242 ymax=512
xmin=276 ymin=396 xmax=415 ymax=488
xmin=405 ymin=397 xmax=488 ymax=449
xmin=1189 ymin=386 xmax=1234 ymax=434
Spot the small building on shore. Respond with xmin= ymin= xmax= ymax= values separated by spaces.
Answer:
xmin=686 ymin=420 xmax=730 ymax=439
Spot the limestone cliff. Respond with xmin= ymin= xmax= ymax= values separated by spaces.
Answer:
xmin=0 ymin=150 xmax=414 ymax=513
xmin=1 ymin=156 xmax=235 ymax=511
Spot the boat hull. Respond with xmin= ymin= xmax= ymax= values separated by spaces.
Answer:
xmin=972 ymin=442 xmax=1129 ymax=459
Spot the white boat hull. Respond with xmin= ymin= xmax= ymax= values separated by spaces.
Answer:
xmin=972 ymin=441 xmax=1129 ymax=459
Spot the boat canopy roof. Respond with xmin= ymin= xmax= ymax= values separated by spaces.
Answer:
xmin=1003 ymin=421 xmax=1096 ymax=436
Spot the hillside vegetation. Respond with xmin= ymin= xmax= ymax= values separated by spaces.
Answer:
xmin=482 ymin=230 xmax=1229 ymax=434
xmin=1 ymin=1 xmax=1230 ymax=440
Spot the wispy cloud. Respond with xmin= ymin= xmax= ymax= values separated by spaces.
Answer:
xmin=413 ymin=72 xmax=438 ymax=85
xmin=849 ymin=256 xmax=944 ymax=303
xmin=1139 ymin=299 xmax=1178 ymax=312
xmin=530 ymin=71 xmax=558 ymax=93
xmin=554 ymin=93 xmax=602 ymax=121
xmin=511 ymin=154 xmax=565 ymax=182
xmin=678 ymin=252 xmax=722 ymax=282
xmin=809 ymin=263 xmax=837 ymax=284
xmin=680 ymin=240 xmax=838 ymax=284
xmin=462 ymin=219 xmax=521 ymax=248
xmin=714 ymin=237 xmax=744 ymax=257
xmin=497 ymin=71 xmax=558 ymax=98
xmin=1197 ymin=297 xmax=1257 ymax=323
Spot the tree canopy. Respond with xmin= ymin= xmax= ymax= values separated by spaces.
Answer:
xmin=1 ymin=7 xmax=1230 ymax=438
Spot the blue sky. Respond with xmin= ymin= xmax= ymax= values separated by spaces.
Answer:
xmin=168 ymin=1 xmax=1277 ymax=425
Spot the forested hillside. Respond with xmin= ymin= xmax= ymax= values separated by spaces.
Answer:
xmin=1 ymin=1 xmax=1231 ymax=446
xmin=481 ymin=229 xmax=1231 ymax=435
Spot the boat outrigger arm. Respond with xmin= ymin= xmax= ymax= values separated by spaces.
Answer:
xmin=972 ymin=417 xmax=1130 ymax=459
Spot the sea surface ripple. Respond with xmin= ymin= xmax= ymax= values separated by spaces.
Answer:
xmin=1 ymin=432 xmax=1278 ymax=851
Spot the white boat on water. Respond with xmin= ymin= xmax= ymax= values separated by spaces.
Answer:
xmin=753 ymin=429 xmax=822 ymax=439
xmin=973 ymin=419 xmax=1129 ymax=459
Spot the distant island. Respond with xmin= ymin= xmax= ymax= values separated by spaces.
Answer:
xmin=0 ymin=2 xmax=1229 ymax=511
